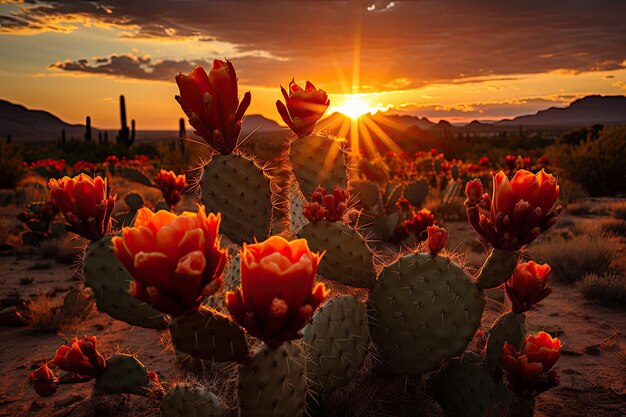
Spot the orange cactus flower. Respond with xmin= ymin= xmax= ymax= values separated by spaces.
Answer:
xmin=48 ymin=173 xmax=116 ymax=241
xmin=427 ymin=225 xmax=448 ymax=256
xmin=52 ymin=336 xmax=106 ymax=379
xmin=28 ymin=364 xmax=58 ymax=397
xmin=505 ymin=261 xmax=552 ymax=313
xmin=175 ymin=60 xmax=251 ymax=154
xmin=276 ymin=79 xmax=330 ymax=137
xmin=112 ymin=207 xmax=227 ymax=316
xmin=226 ymin=236 xmax=328 ymax=347
xmin=465 ymin=170 xmax=561 ymax=250
xmin=503 ymin=331 xmax=562 ymax=397
xmin=154 ymin=169 xmax=187 ymax=209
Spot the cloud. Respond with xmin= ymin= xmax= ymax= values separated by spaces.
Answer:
xmin=3 ymin=0 xmax=626 ymax=90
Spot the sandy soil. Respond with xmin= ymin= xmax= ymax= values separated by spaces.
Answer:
xmin=0 ymin=217 xmax=624 ymax=416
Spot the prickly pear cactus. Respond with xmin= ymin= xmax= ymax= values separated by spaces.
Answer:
xmin=61 ymin=286 xmax=94 ymax=319
xmin=486 ymin=312 xmax=526 ymax=378
xmin=95 ymin=354 xmax=153 ymax=395
xmin=160 ymin=384 xmax=223 ymax=417
xmin=169 ymin=306 xmax=248 ymax=362
xmin=83 ymin=235 xmax=168 ymax=329
xmin=238 ymin=343 xmax=307 ymax=417
xmin=303 ymin=295 xmax=369 ymax=396
xmin=289 ymin=135 xmax=348 ymax=198
xmin=368 ymin=253 xmax=485 ymax=374
xmin=288 ymin=180 xmax=309 ymax=235
xmin=403 ymin=179 xmax=429 ymax=207
xmin=351 ymin=180 xmax=381 ymax=208
xmin=429 ymin=352 xmax=516 ymax=417
xmin=298 ymin=220 xmax=376 ymax=288
xmin=475 ymin=249 xmax=519 ymax=289
xmin=200 ymin=153 xmax=272 ymax=245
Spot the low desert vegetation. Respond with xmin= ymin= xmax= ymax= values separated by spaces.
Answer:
xmin=577 ymin=272 xmax=626 ymax=307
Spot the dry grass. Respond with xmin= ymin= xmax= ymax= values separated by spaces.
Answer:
xmin=28 ymin=292 xmax=64 ymax=332
xmin=577 ymin=272 xmax=626 ymax=307
xmin=530 ymin=227 xmax=621 ymax=283
xmin=599 ymin=218 xmax=626 ymax=237
xmin=608 ymin=201 xmax=626 ymax=221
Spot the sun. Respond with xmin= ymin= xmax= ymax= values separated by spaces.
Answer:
xmin=332 ymin=96 xmax=373 ymax=119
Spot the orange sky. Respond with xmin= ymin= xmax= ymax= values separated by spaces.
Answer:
xmin=1 ymin=0 xmax=625 ymax=129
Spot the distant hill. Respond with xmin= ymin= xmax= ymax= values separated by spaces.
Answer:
xmin=494 ymin=95 xmax=626 ymax=127
xmin=241 ymin=114 xmax=284 ymax=136
xmin=0 ymin=99 xmax=87 ymax=142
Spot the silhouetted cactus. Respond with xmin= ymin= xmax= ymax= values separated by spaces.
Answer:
xmin=84 ymin=116 xmax=92 ymax=141
xmin=116 ymin=95 xmax=134 ymax=147
xmin=179 ymin=118 xmax=185 ymax=153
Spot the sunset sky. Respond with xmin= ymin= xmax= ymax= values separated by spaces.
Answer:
xmin=1 ymin=0 xmax=625 ymax=129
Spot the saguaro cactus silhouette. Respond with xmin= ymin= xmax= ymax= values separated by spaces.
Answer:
xmin=116 ymin=95 xmax=135 ymax=147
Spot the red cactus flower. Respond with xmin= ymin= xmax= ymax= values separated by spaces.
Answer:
xmin=303 ymin=185 xmax=349 ymax=223
xmin=28 ymin=364 xmax=58 ymax=397
xmin=478 ymin=156 xmax=491 ymax=168
xmin=427 ymin=225 xmax=448 ymax=256
xmin=505 ymin=155 xmax=517 ymax=171
xmin=505 ymin=261 xmax=552 ymax=313
xmin=465 ymin=170 xmax=561 ymax=250
xmin=48 ymin=174 xmax=116 ymax=241
xmin=538 ymin=155 xmax=549 ymax=168
xmin=523 ymin=157 xmax=532 ymax=170
xmin=226 ymin=236 xmax=328 ymax=347
xmin=503 ymin=331 xmax=562 ymax=397
xmin=52 ymin=336 xmax=106 ymax=379
xmin=392 ymin=208 xmax=436 ymax=243
xmin=112 ymin=207 xmax=227 ymax=316
xmin=276 ymin=79 xmax=330 ymax=137
xmin=154 ymin=169 xmax=187 ymax=209
xmin=175 ymin=61 xmax=251 ymax=154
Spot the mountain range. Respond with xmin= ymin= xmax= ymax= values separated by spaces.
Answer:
xmin=2 ymin=95 xmax=625 ymax=142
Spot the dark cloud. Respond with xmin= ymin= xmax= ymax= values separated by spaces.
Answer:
xmin=3 ymin=0 xmax=626 ymax=90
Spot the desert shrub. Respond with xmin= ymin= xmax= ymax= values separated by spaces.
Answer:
xmin=28 ymin=292 xmax=63 ymax=332
xmin=156 ymin=139 xmax=207 ymax=173
xmin=557 ymin=178 xmax=588 ymax=206
xmin=548 ymin=125 xmax=626 ymax=196
xmin=599 ymin=218 xmax=626 ymax=237
xmin=577 ymin=272 xmax=626 ymax=307
xmin=531 ymin=230 xmax=619 ymax=282
xmin=608 ymin=201 xmax=626 ymax=221
xmin=0 ymin=142 xmax=26 ymax=188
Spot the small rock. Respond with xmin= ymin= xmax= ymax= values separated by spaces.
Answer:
xmin=584 ymin=346 xmax=601 ymax=356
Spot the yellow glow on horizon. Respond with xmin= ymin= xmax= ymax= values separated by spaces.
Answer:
xmin=330 ymin=96 xmax=373 ymax=119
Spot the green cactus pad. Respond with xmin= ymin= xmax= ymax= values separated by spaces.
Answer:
xmin=288 ymin=180 xmax=309 ymax=235
xmin=475 ymin=249 xmax=519 ymax=290
xmin=289 ymin=135 xmax=348 ymax=199
xmin=238 ymin=342 xmax=307 ymax=417
xmin=303 ymin=296 xmax=369 ymax=396
xmin=384 ymin=183 xmax=403 ymax=209
xmin=429 ymin=352 xmax=517 ymax=417
xmin=368 ymin=253 xmax=485 ymax=374
xmin=486 ymin=312 xmax=526 ymax=379
xmin=403 ymin=180 xmax=429 ymax=207
xmin=169 ymin=306 xmax=248 ymax=362
xmin=95 ymin=354 xmax=153 ymax=395
xmin=125 ymin=192 xmax=144 ymax=211
xmin=298 ymin=220 xmax=376 ymax=288
xmin=351 ymin=180 xmax=381 ymax=208
xmin=160 ymin=384 xmax=223 ymax=417
xmin=83 ymin=235 xmax=168 ymax=329
xmin=61 ymin=287 xmax=94 ymax=319
xmin=200 ymin=153 xmax=272 ymax=245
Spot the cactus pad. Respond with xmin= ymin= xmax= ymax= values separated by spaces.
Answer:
xmin=303 ymin=296 xmax=369 ymax=395
xmin=160 ymin=384 xmax=223 ymax=417
xmin=298 ymin=220 xmax=376 ymax=288
xmin=351 ymin=180 xmax=381 ymax=208
xmin=61 ymin=286 xmax=94 ymax=319
xmin=429 ymin=352 xmax=516 ymax=417
xmin=238 ymin=342 xmax=307 ymax=417
xmin=200 ymin=154 xmax=272 ymax=245
xmin=95 ymin=354 xmax=153 ymax=395
xmin=83 ymin=235 xmax=168 ymax=329
xmin=486 ymin=312 xmax=526 ymax=378
xmin=169 ymin=306 xmax=248 ymax=362
xmin=403 ymin=180 xmax=429 ymax=207
xmin=475 ymin=249 xmax=519 ymax=290
xmin=289 ymin=135 xmax=348 ymax=198
xmin=288 ymin=180 xmax=309 ymax=235
xmin=368 ymin=253 xmax=485 ymax=374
